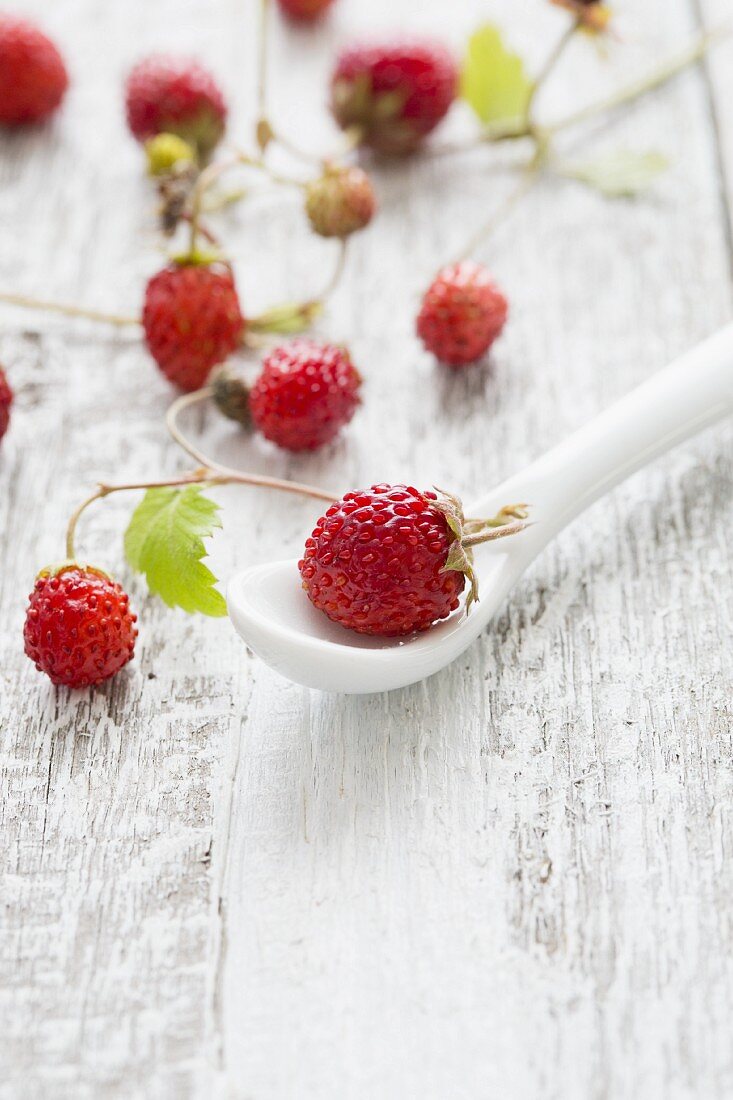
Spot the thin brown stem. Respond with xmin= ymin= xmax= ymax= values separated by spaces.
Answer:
xmin=165 ymin=388 xmax=218 ymax=469
xmin=243 ymin=241 xmax=347 ymax=336
xmin=268 ymin=127 xmax=326 ymax=166
xmin=66 ymin=488 xmax=108 ymax=558
xmin=548 ymin=31 xmax=718 ymax=135
xmin=525 ymin=19 xmax=579 ymax=124
xmin=424 ymin=134 xmax=529 ymax=161
xmin=188 ymin=157 xmax=239 ymax=254
xmin=256 ymin=0 xmax=271 ymax=149
xmin=66 ymin=471 xmax=211 ymax=558
xmin=180 ymin=210 xmax=221 ymax=247
xmin=0 ymin=292 xmax=140 ymax=327
xmin=318 ymin=238 xmax=349 ymax=302
xmin=267 ymin=123 xmax=363 ymax=169
xmin=202 ymin=187 xmax=249 ymax=214
xmin=165 ymin=389 xmax=338 ymax=502
xmin=229 ymin=146 xmax=306 ymax=188
xmin=456 ymin=166 xmax=541 ymax=262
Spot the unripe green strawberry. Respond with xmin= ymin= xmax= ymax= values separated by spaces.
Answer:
xmin=305 ymin=165 xmax=376 ymax=238
xmin=145 ymin=132 xmax=196 ymax=176
xmin=211 ymin=365 xmax=251 ymax=425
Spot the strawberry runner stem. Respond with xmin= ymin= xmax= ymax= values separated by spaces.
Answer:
xmin=256 ymin=0 xmax=271 ymax=152
xmin=454 ymin=29 xmax=718 ymax=263
xmin=164 ymin=388 xmax=336 ymax=507
xmin=456 ymin=166 xmax=540 ymax=262
xmin=0 ymin=292 xmax=140 ymax=326
xmin=187 ymin=156 xmax=240 ymax=255
xmin=524 ymin=18 xmax=580 ymax=125
xmin=547 ymin=30 xmax=719 ymax=136
xmin=65 ymin=463 xmax=337 ymax=561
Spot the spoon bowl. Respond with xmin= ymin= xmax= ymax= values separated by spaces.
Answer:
xmin=228 ymin=326 xmax=733 ymax=693
xmin=227 ymin=539 xmax=527 ymax=693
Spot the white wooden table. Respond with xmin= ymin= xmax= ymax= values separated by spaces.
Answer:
xmin=2 ymin=0 xmax=732 ymax=1096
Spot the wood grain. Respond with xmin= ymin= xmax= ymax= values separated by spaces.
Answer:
xmin=1 ymin=0 xmax=731 ymax=1097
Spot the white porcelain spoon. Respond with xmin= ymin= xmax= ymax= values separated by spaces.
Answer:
xmin=228 ymin=326 xmax=733 ymax=694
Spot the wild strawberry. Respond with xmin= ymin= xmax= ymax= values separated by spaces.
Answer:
xmin=24 ymin=565 xmax=138 ymax=687
xmin=330 ymin=41 xmax=458 ymax=155
xmin=0 ymin=16 xmax=68 ymax=126
xmin=125 ymin=55 xmax=227 ymax=160
xmin=0 ymin=367 xmax=13 ymax=442
xmin=417 ymin=261 xmax=509 ymax=367
xmin=143 ymin=262 xmax=245 ymax=392
xmin=305 ymin=165 xmax=376 ymax=239
xmin=249 ymin=340 xmax=361 ymax=451
xmin=277 ymin=0 xmax=336 ymax=20
xmin=299 ymin=485 xmax=527 ymax=636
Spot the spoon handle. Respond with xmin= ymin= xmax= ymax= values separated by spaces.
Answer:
xmin=487 ymin=324 xmax=733 ymax=539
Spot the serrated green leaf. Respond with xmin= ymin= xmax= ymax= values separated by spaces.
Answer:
xmin=562 ymin=150 xmax=669 ymax=197
xmin=460 ymin=24 xmax=531 ymax=127
xmin=124 ymin=486 xmax=227 ymax=617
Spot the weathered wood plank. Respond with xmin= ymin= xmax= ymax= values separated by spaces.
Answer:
xmin=217 ymin=0 xmax=733 ymax=1097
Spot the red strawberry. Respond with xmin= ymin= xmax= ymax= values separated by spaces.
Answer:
xmin=249 ymin=340 xmax=361 ymax=451
xmin=300 ymin=485 xmax=528 ymax=636
xmin=330 ymin=41 xmax=458 ymax=155
xmin=305 ymin=165 xmax=376 ymax=238
xmin=125 ymin=55 xmax=227 ymax=160
xmin=0 ymin=16 xmax=68 ymax=126
xmin=143 ymin=262 xmax=245 ymax=392
xmin=278 ymin=0 xmax=336 ymax=20
xmin=0 ymin=367 xmax=13 ymax=441
xmin=300 ymin=485 xmax=464 ymax=635
xmin=417 ymin=261 xmax=509 ymax=367
xmin=24 ymin=565 xmax=138 ymax=687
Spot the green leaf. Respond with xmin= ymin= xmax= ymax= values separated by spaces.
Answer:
xmin=124 ymin=486 xmax=227 ymax=617
xmin=460 ymin=24 xmax=531 ymax=127
xmin=561 ymin=150 xmax=669 ymax=197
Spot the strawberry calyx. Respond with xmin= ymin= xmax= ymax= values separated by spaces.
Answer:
xmin=36 ymin=561 xmax=113 ymax=583
xmin=431 ymin=490 xmax=530 ymax=610
xmin=170 ymin=247 xmax=225 ymax=268
xmin=332 ymin=71 xmax=405 ymax=123
xmin=248 ymin=299 xmax=324 ymax=335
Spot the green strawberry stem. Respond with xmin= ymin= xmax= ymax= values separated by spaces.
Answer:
xmin=464 ymin=503 xmax=530 ymax=533
xmin=0 ymin=291 xmax=139 ymax=326
xmin=248 ymin=300 xmax=324 ymax=335
xmin=462 ymin=519 xmax=530 ymax=549
xmin=246 ymin=237 xmax=347 ymax=335
xmin=462 ymin=503 xmax=530 ymax=548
